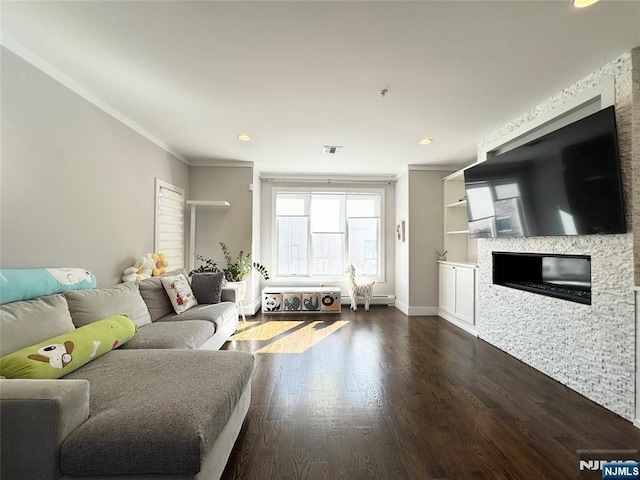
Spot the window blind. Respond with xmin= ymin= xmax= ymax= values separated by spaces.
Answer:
xmin=156 ymin=183 xmax=185 ymax=270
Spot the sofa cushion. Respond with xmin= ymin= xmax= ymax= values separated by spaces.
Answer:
xmin=137 ymin=276 xmax=172 ymax=321
xmin=64 ymin=283 xmax=151 ymax=328
xmin=160 ymin=274 xmax=198 ymax=314
xmin=0 ymin=316 xmax=136 ymax=379
xmin=137 ymin=268 xmax=193 ymax=321
xmin=191 ymin=272 xmax=224 ymax=304
xmin=156 ymin=302 xmax=237 ymax=330
xmin=61 ymin=349 xmax=254 ymax=476
xmin=0 ymin=295 xmax=75 ymax=357
xmin=121 ymin=320 xmax=214 ymax=349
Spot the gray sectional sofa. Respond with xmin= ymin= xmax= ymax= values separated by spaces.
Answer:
xmin=0 ymin=270 xmax=253 ymax=480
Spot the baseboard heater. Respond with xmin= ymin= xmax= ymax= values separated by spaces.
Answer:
xmin=341 ymin=295 xmax=395 ymax=306
xmin=493 ymin=252 xmax=591 ymax=305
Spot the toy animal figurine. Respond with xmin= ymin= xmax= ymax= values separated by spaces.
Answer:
xmin=346 ymin=262 xmax=375 ymax=311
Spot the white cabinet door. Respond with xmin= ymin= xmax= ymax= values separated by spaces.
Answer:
xmin=439 ymin=264 xmax=456 ymax=315
xmin=454 ymin=266 xmax=475 ymax=324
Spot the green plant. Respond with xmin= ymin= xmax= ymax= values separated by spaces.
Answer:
xmin=219 ymin=242 xmax=269 ymax=282
xmin=189 ymin=255 xmax=219 ymax=276
xmin=189 ymin=242 xmax=269 ymax=282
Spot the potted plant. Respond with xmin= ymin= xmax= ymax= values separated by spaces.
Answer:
xmin=189 ymin=242 xmax=269 ymax=302
xmin=218 ymin=242 xmax=269 ymax=283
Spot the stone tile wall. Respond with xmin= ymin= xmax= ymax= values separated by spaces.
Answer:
xmin=475 ymin=51 xmax=637 ymax=420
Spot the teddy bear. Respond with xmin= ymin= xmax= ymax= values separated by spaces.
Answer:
xmin=151 ymin=252 xmax=168 ymax=276
xmin=122 ymin=253 xmax=153 ymax=283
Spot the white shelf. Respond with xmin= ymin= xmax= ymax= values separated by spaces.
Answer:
xmin=446 ymin=200 xmax=467 ymax=208
xmin=188 ymin=200 xmax=231 ymax=271
xmin=187 ymin=200 xmax=230 ymax=207
xmin=447 ymin=230 xmax=470 ymax=235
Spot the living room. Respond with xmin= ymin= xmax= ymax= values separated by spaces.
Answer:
xmin=2 ymin=1 xmax=640 ymax=479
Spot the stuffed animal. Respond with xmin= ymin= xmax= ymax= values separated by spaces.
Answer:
xmin=122 ymin=253 xmax=153 ymax=283
xmin=151 ymin=252 xmax=168 ymax=276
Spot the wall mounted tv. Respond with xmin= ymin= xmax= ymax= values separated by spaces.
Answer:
xmin=463 ymin=106 xmax=626 ymax=238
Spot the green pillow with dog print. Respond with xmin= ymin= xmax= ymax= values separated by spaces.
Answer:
xmin=0 ymin=315 xmax=136 ymax=379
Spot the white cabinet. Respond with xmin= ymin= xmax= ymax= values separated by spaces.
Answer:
xmin=439 ymin=262 xmax=477 ymax=334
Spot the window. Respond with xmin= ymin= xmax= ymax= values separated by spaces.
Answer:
xmin=274 ymin=190 xmax=382 ymax=278
xmin=155 ymin=179 xmax=185 ymax=270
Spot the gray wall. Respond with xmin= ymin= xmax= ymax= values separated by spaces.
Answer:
xmin=408 ymin=169 xmax=448 ymax=313
xmin=188 ymin=166 xmax=257 ymax=307
xmin=394 ymin=171 xmax=410 ymax=311
xmin=395 ymin=168 xmax=448 ymax=315
xmin=0 ymin=48 xmax=189 ymax=286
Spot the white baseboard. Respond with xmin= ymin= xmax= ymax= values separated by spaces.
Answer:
xmin=633 ymin=419 xmax=640 ymax=430
xmin=394 ymin=301 xmax=438 ymax=316
xmin=438 ymin=309 xmax=478 ymax=336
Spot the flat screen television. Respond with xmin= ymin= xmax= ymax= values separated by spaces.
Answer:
xmin=463 ymin=106 xmax=626 ymax=238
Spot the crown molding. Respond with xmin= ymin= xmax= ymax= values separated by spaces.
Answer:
xmin=260 ymin=172 xmax=396 ymax=184
xmin=188 ymin=159 xmax=255 ymax=168
xmin=1 ymin=35 xmax=189 ymax=165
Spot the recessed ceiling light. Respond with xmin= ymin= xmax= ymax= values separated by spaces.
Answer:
xmin=237 ymin=134 xmax=251 ymax=141
xmin=418 ymin=138 xmax=433 ymax=145
xmin=572 ymin=0 xmax=600 ymax=8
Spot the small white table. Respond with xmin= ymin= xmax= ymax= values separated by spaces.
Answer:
xmin=226 ymin=281 xmax=247 ymax=322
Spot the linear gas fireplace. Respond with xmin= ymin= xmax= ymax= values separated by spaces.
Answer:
xmin=493 ymin=252 xmax=591 ymax=305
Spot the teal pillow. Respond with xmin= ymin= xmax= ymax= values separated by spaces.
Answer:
xmin=0 ymin=315 xmax=136 ymax=379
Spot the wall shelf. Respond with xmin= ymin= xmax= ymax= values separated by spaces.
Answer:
xmin=446 ymin=200 xmax=467 ymax=208
xmin=188 ymin=200 xmax=231 ymax=271
xmin=187 ymin=200 xmax=231 ymax=207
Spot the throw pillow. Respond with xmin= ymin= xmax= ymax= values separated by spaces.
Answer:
xmin=0 ymin=315 xmax=136 ymax=379
xmin=191 ymin=272 xmax=224 ymax=304
xmin=160 ymin=274 xmax=198 ymax=314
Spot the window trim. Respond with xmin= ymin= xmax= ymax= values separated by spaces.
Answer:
xmin=271 ymin=186 xmax=385 ymax=282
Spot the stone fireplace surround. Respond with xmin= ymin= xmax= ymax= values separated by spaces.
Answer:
xmin=473 ymin=50 xmax=638 ymax=421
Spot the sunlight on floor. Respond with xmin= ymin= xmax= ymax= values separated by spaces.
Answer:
xmin=256 ymin=321 xmax=349 ymax=354
xmin=230 ymin=321 xmax=304 ymax=341
xmin=234 ymin=321 xmax=261 ymax=333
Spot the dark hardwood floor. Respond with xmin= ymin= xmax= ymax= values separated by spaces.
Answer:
xmin=221 ymin=307 xmax=640 ymax=480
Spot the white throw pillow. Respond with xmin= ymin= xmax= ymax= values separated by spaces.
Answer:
xmin=160 ymin=274 xmax=198 ymax=314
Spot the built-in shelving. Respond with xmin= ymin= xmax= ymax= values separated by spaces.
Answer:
xmin=443 ymin=168 xmax=477 ymax=264
xmin=440 ymin=166 xmax=478 ymax=335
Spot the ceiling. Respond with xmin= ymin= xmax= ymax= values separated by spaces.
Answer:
xmin=2 ymin=1 xmax=640 ymax=176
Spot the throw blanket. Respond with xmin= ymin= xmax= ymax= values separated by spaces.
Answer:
xmin=0 ymin=268 xmax=97 ymax=305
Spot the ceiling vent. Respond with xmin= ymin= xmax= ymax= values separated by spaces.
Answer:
xmin=322 ymin=145 xmax=344 ymax=155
